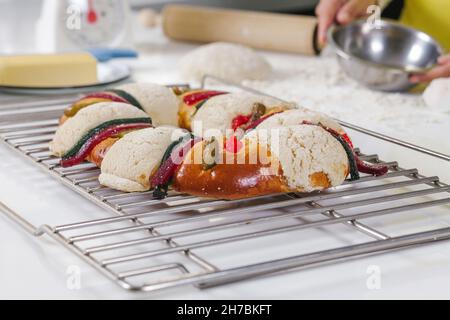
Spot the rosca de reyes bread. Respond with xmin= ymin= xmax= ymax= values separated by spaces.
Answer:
xmin=49 ymin=82 xmax=389 ymax=200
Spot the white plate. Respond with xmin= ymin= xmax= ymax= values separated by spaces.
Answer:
xmin=0 ymin=61 xmax=131 ymax=95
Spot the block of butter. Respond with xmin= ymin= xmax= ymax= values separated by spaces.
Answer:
xmin=0 ymin=52 xmax=97 ymax=88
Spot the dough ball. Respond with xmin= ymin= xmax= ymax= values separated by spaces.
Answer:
xmin=423 ymin=78 xmax=450 ymax=112
xmin=179 ymin=42 xmax=272 ymax=83
xmin=138 ymin=8 xmax=160 ymax=28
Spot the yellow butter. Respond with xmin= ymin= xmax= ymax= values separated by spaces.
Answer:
xmin=0 ymin=53 xmax=97 ymax=88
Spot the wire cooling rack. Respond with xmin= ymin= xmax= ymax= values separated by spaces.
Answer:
xmin=0 ymin=81 xmax=449 ymax=292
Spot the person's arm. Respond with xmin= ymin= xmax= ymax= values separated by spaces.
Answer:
xmin=315 ymin=0 xmax=380 ymax=45
xmin=410 ymin=55 xmax=450 ymax=83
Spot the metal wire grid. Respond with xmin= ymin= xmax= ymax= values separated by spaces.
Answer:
xmin=0 ymin=87 xmax=450 ymax=293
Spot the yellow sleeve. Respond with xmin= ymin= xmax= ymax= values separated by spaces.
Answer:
xmin=400 ymin=0 xmax=450 ymax=52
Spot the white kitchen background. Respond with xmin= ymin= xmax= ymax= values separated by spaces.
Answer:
xmin=0 ymin=0 xmax=449 ymax=299
xmin=0 ymin=0 xmax=318 ymax=54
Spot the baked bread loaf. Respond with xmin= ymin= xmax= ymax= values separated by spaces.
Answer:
xmin=95 ymin=123 xmax=348 ymax=198
xmin=177 ymin=90 xmax=294 ymax=134
xmin=50 ymin=82 xmax=388 ymax=200
xmin=60 ymin=82 xmax=178 ymax=126
xmin=172 ymin=125 xmax=349 ymax=199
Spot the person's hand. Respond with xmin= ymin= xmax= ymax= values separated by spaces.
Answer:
xmin=410 ymin=55 xmax=450 ymax=83
xmin=315 ymin=0 xmax=379 ymax=46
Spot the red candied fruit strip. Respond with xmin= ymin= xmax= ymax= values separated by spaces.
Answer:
xmin=83 ymin=92 xmax=129 ymax=104
xmin=231 ymin=114 xmax=251 ymax=131
xmin=356 ymin=158 xmax=389 ymax=176
xmin=183 ymin=90 xmax=227 ymax=106
xmin=60 ymin=123 xmax=151 ymax=167
xmin=150 ymin=138 xmax=201 ymax=187
xmin=342 ymin=133 xmax=354 ymax=149
xmin=231 ymin=110 xmax=284 ymax=132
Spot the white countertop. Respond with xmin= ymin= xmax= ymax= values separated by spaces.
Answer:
xmin=1 ymin=24 xmax=450 ymax=300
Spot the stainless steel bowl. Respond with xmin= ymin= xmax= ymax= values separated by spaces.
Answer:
xmin=328 ymin=20 xmax=443 ymax=92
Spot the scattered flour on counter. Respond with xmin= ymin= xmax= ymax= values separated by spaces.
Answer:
xmin=129 ymin=26 xmax=449 ymax=153
xmin=243 ymin=55 xmax=450 ymax=153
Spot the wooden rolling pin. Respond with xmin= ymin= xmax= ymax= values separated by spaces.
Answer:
xmin=161 ymin=4 xmax=320 ymax=55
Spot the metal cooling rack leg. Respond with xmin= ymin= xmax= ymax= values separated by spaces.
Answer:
xmin=0 ymin=201 xmax=44 ymax=236
xmin=0 ymin=201 xmax=137 ymax=290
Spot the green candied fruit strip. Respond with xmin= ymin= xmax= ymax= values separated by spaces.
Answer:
xmin=108 ymin=89 xmax=144 ymax=110
xmin=191 ymin=98 xmax=209 ymax=117
xmin=63 ymin=117 xmax=152 ymax=158
xmin=151 ymin=133 xmax=196 ymax=199
xmin=156 ymin=132 xmax=195 ymax=173
xmin=335 ymin=135 xmax=360 ymax=181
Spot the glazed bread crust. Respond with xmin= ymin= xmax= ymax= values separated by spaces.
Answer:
xmin=172 ymin=125 xmax=349 ymax=199
xmin=172 ymin=138 xmax=289 ymax=199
